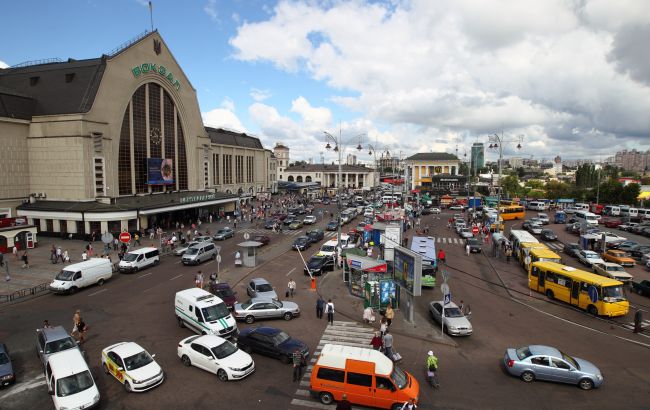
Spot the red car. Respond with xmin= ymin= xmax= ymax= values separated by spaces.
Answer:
xmin=209 ymin=282 xmax=238 ymax=309
xmin=253 ymin=235 xmax=270 ymax=246
xmin=603 ymin=218 xmax=622 ymax=228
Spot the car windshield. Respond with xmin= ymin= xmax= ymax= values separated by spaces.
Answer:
xmin=56 ymin=370 xmax=94 ymax=397
xmin=390 ymin=366 xmax=408 ymax=389
xmin=124 ymin=350 xmax=154 ymax=371
xmin=468 ymin=239 xmax=479 ymax=245
xmin=602 ymin=285 xmax=625 ymax=301
xmin=211 ymin=340 xmax=238 ymax=359
xmin=217 ymin=230 xmax=227 ymax=235
xmin=185 ymin=248 xmax=199 ymax=255
xmin=216 ymin=288 xmax=235 ymax=298
xmin=44 ymin=337 xmax=76 ymax=354
xmin=515 ymin=346 xmax=532 ymax=360
xmin=271 ymin=331 xmax=290 ymax=345
xmin=607 ymin=265 xmax=624 ymax=272
xmin=202 ymin=303 xmax=230 ymax=322
xmin=321 ymin=245 xmax=335 ymax=252
xmin=560 ymin=351 xmax=579 ymax=369
xmin=122 ymin=253 xmax=138 ymax=262
xmin=444 ymin=307 xmax=464 ymax=318
xmin=0 ymin=352 xmax=9 ymax=365
xmin=256 ymin=284 xmax=273 ymax=293
xmin=240 ymin=301 xmax=253 ymax=309
xmin=310 ymin=256 xmax=325 ymax=265
xmin=55 ymin=270 xmax=75 ymax=281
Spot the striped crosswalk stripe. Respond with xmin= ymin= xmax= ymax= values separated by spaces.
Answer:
xmin=621 ymin=319 xmax=650 ymax=331
xmin=289 ymin=321 xmax=375 ymax=410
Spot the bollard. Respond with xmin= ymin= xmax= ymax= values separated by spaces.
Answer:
xmin=310 ymin=278 xmax=316 ymax=291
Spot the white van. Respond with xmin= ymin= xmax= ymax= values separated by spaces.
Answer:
xmin=49 ymin=258 xmax=113 ymax=294
xmin=603 ymin=205 xmax=620 ymax=216
xmin=46 ymin=348 xmax=100 ymax=410
xmin=527 ymin=201 xmax=547 ymax=211
xmin=181 ymin=242 xmax=219 ymax=265
xmin=575 ymin=211 xmax=599 ymax=226
xmin=118 ymin=247 xmax=160 ymax=273
xmin=319 ymin=240 xmax=339 ymax=257
xmin=575 ymin=203 xmax=590 ymax=212
xmin=620 ymin=207 xmax=638 ymax=219
xmin=175 ymin=288 xmax=238 ymax=338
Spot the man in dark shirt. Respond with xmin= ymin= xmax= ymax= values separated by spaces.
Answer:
xmin=336 ymin=393 xmax=352 ymax=410
xmin=292 ymin=348 xmax=303 ymax=382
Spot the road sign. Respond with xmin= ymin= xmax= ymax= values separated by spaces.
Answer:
xmin=472 ymin=226 xmax=480 ymax=235
xmin=243 ymin=232 xmax=250 ymax=240
xmin=119 ymin=232 xmax=131 ymax=243
xmin=444 ymin=293 xmax=451 ymax=305
xmin=101 ymin=232 xmax=114 ymax=244
xmin=216 ymin=255 xmax=222 ymax=263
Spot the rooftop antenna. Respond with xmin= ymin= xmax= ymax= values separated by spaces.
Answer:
xmin=149 ymin=1 xmax=154 ymax=32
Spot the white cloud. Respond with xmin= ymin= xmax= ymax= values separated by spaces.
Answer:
xmin=204 ymin=0 xmax=218 ymax=22
xmin=220 ymin=97 xmax=235 ymax=112
xmin=250 ymin=88 xmax=271 ymax=102
xmin=202 ymin=99 xmax=246 ymax=133
xmin=229 ymin=0 xmax=650 ymax=160
xmin=0 ymin=60 xmax=9 ymax=69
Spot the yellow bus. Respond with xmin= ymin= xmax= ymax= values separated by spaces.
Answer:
xmin=499 ymin=205 xmax=526 ymax=221
xmin=524 ymin=248 xmax=561 ymax=272
xmin=529 ymin=261 xmax=629 ymax=317
xmin=518 ymin=242 xmax=549 ymax=265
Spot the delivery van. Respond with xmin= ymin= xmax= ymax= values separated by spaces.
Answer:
xmin=310 ymin=344 xmax=419 ymax=409
xmin=181 ymin=241 xmax=218 ymax=265
xmin=45 ymin=348 xmax=100 ymax=410
xmin=49 ymin=258 xmax=113 ymax=294
xmin=118 ymin=247 xmax=159 ymax=273
xmin=175 ymin=288 xmax=238 ymax=338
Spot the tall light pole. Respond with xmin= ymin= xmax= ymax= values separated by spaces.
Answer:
xmin=488 ymin=133 xmax=524 ymax=234
xmin=367 ymin=144 xmax=380 ymax=189
xmin=324 ymin=129 xmax=365 ymax=254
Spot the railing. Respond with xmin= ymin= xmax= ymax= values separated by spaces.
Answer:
xmin=106 ymin=30 xmax=152 ymax=57
xmin=0 ymin=282 xmax=50 ymax=304
xmin=10 ymin=58 xmax=63 ymax=68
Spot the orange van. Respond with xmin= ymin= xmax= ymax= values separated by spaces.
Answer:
xmin=310 ymin=344 xmax=419 ymax=409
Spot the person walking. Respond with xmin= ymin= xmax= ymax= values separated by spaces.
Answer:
xmin=63 ymin=249 xmax=70 ymax=264
xmin=3 ymin=257 xmax=10 ymax=282
xmin=370 ymin=331 xmax=383 ymax=350
xmin=380 ymin=316 xmax=388 ymax=336
xmin=382 ymin=329 xmax=394 ymax=360
xmin=134 ymin=233 xmax=141 ymax=246
xmin=465 ymin=242 xmax=470 ymax=256
xmin=21 ymin=251 xmax=29 ymax=269
xmin=50 ymin=244 xmax=57 ymax=264
xmin=12 ymin=245 xmax=18 ymax=260
xmin=57 ymin=246 xmax=64 ymax=263
xmin=316 ymin=295 xmax=325 ymax=319
xmin=326 ymin=299 xmax=335 ymax=325
xmin=287 ymin=278 xmax=296 ymax=297
xmin=81 ymin=250 xmax=88 ymax=261
xmin=195 ymin=271 xmax=204 ymax=289
xmin=401 ymin=398 xmax=418 ymax=410
xmin=437 ymin=248 xmax=446 ymax=265
xmin=336 ymin=394 xmax=352 ymax=410
xmin=634 ymin=309 xmax=644 ymax=334
xmin=426 ymin=350 xmax=439 ymax=387
xmin=385 ymin=304 xmax=394 ymax=327
xmin=292 ymin=348 xmax=303 ymax=382
xmin=72 ymin=309 xmax=87 ymax=343
xmin=505 ymin=247 xmax=512 ymax=263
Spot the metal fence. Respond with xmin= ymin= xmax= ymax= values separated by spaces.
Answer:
xmin=0 ymin=282 xmax=50 ymax=304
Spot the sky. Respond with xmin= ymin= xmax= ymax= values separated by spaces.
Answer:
xmin=1 ymin=0 xmax=649 ymax=165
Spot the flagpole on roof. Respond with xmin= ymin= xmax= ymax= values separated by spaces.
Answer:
xmin=149 ymin=1 xmax=154 ymax=32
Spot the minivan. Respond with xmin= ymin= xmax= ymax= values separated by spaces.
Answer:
xmin=175 ymin=288 xmax=238 ymax=338
xmin=46 ymin=348 xmax=100 ymax=410
xmin=603 ymin=205 xmax=620 ymax=216
xmin=118 ymin=247 xmax=160 ymax=273
xmin=49 ymin=258 xmax=113 ymax=294
xmin=310 ymin=344 xmax=419 ymax=409
xmin=574 ymin=211 xmax=599 ymax=226
xmin=181 ymin=242 xmax=218 ymax=265
xmin=527 ymin=201 xmax=547 ymax=211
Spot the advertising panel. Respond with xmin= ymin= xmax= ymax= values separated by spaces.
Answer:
xmin=393 ymin=246 xmax=422 ymax=296
xmin=147 ymin=158 xmax=174 ymax=185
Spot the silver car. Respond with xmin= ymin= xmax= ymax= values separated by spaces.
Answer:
xmin=246 ymin=278 xmax=278 ymax=300
xmin=174 ymin=241 xmax=199 ymax=256
xmin=233 ymin=297 xmax=300 ymax=324
xmin=503 ymin=345 xmax=604 ymax=390
xmin=459 ymin=228 xmax=474 ymax=239
xmin=528 ymin=223 xmax=543 ymax=235
xmin=428 ymin=301 xmax=472 ymax=336
xmin=36 ymin=325 xmax=80 ymax=369
xmin=537 ymin=213 xmax=550 ymax=225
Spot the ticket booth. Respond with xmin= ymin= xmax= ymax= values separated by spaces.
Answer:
xmin=237 ymin=241 xmax=263 ymax=268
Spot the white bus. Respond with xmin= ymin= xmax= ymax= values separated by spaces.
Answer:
xmin=575 ymin=210 xmax=599 ymax=226
xmin=509 ymin=229 xmax=539 ymax=249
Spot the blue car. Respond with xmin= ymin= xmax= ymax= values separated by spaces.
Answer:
xmin=237 ymin=326 xmax=309 ymax=365
xmin=0 ymin=343 xmax=16 ymax=386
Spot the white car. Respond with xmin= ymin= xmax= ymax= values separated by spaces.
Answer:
xmin=363 ymin=209 xmax=374 ymax=217
xmin=101 ymin=342 xmax=164 ymax=392
xmin=536 ymin=213 xmax=550 ymax=225
xmin=459 ymin=228 xmax=474 ymax=239
xmin=449 ymin=204 xmax=464 ymax=211
xmin=430 ymin=207 xmax=441 ymax=214
xmin=577 ymin=250 xmax=605 ymax=267
xmin=303 ymin=215 xmax=317 ymax=225
xmin=178 ymin=335 xmax=254 ymax=381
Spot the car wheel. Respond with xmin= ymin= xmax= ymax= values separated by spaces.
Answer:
xmin=181 ymin=355 xmax=191 ymax=367
xmin=177 ymin=317 xmax=185 ymax=328
xmin=154 ymin=259 xmax=159 ymax=266
xmin=545 ymin=290 xmax=554 ymax=300
xmin=391 ymin=404 xmax=403 ymax=410
xmin=283 ymin=312 xmax=293 ymax=321
xmin=97 ymin=279 xmax=105 ymax=286
xmin=280 ymin=354 xmax=292 ymax=364
xmin=102 ymin=362 xmax=109 ymax=374
xmin=587 ymin=305 xmax=599 ymax=316
xmin=578 ymin=378 xmax=594 ymax=390
xmin=520 ymin=371 xmax=535 ymax=383
xmin=245 ymin=315 xmax=255 ymax=324
xmin=69 ymin=287 xmax=78 ymax=295
xmin=212 ymin=254 xmax=217 ymax=260
xmin=319 ymin=392 xmax=334 ymax=405
xmin=217 ymin=369 xmax=229 ymax=382
xmin=124 ymin=381 xmax=132 ymax=392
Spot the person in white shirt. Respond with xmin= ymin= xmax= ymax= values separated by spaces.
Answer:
xmin=81 ymin=250 xmax=88 ymax=261
xmin=326 ymin=299 xmax=335 ymax=325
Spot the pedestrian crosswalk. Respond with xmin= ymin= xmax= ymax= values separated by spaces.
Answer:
xmin=237 ymin=228 xmax=339 ymax=237
xmin=545 ymin=242 xmax=563 ymax=251
xmin=621 ymin=319 xmax=650 ymax=332
xmin=289 ymin=321 xmax=375 ymax=410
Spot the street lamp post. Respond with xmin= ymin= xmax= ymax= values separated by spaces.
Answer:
xmin=488 ymin=133 xmax=524 ymax=234
xmin=324 ymin=130 xmax=365 ymax=257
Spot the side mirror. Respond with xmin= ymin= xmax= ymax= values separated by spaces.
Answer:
xmin=39 ymin=350 xmax=44 ymax=354
xmin=151 ymin=354 xmax=156 ymax=358
xmin=117 ymin=367 xmax=124 ymax=372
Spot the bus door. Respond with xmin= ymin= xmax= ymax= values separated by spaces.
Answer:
xmin=570 ymin=281 xmax=580 ymax=306
xmin=537 ymin=270 xmax=545 ymax=290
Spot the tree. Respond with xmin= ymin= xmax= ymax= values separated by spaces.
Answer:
xmin=597 ymin=178 xmax=624 ymax=204
xmin=459 ymin=162 xmax=470 ymax=176
xmin=621 ymin=183 xmax=641 ymax=205
xmin=527 ymin=189 xmax=545 ymax=199
xmin=526 ymin=180 xmax=545 ymax=190
xmin=501 ymin=175 xmax=522 ymax=198
xmin=290 ymin=160 xmax=308 ymax=167
xmin=545 ymin=181 xmax=571 ymax=199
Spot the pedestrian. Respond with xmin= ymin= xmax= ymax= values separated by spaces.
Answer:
xmin=363 ymin=306 xmax=376 ymax=324
xmin=370 ymin=331 xmax=383 ymax=350
xmin=401 ymin=398 xmax=418 ymax=410
xmin=379 ymin=316 xmax=388 ymax=336
xmin=326 ymin=299 xmax=335 ymax=325
xmin=634 ymin=309 xmax=644 ymax=334
xmin=336 ymin=394 xmax=352 ymax=410
xmin=287 ymin=278 xmax=296 ymax=297
xmin=385 ymin=303 xmax=394 ymax=327
xmin=82 ymin=250 xmax=88 ymax=261
xmin=465 ymin=242 xmax=470 ymax=256
xmin=292 ymin=348 xmax=303 ymax=382
xmin=12 ymin=245 xmax=18 ymax=260
xmin=366 ymin=246 xmax=373 ymax=257
xmin=316 ymin=295 xmax=325 ymax=319
xmin=3 ymin=257 xmax=10 ymax=282
xmin=437 ymin=248 xmax=445 ymax=265
xmin=195 ymin=270 xmax=204 ymax=289
xmin=57 ymin=246 xmax=63 ymax=263
xmin=382 ymin=329 xmax=394 ymax=360
xmin=72 ymin=309 xmax=85 ymax=342
xmin=50 ymin=244 xmax=57 ymax=263
xmin=506 ymin=247 xmax=512 ymax=263
xmin=134 ymin=233 xmax=141 ymax=246
xmin=21 ymin=251 xmax=29 ymax=268
xmin=43 ymin=320 xmax=53 ymax=328
xmin=209 ymin=272 xmax=218 ymax=286
xmin=458 ymin=300 xmax=464 ymax=312
xmin=63 ymin=249 xmax=70 ymax=264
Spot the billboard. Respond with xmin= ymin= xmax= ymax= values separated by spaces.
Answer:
xmin=393 ymin=246 xmax=422 ymax=296
xmin=147 ymin=158 xmax=174 ymax=185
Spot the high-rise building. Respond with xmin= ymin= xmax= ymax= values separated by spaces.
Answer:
xmin=613 ymin=149 xmax=650 ymax=172
xmin=470 ymin=143 xmax=484 ymax=173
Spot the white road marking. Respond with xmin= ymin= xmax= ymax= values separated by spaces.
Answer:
xmin=138 ymin=271 xmax=154 ymax=279
xmin=169 ymin=274 xmax=183 ymax=281
xmin=87 ymin=289 xmax=107 ymax=297
xmin=286 ymin=267 xmax=296 ymax=276
xmin=0 ymin=376 xmax=46 ymax=399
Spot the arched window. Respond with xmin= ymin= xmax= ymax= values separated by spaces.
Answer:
xmin=305 ymin=176 xmax=312 ymax=182
xmin=118 ymin=83 xmax=188 ymax=195
xmin=287 ymin=176 xmax=294 ymax=182
xmin=297 ymin=176 xmax=303 ymax=182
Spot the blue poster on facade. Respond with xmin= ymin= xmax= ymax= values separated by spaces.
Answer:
xmin=147 ymin=158 xmax=174 ymax=185
xmin=379 ymin=280 xmax=395 ymax=305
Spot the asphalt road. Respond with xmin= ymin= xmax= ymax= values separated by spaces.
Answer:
xmin=1 ymin=205 xmax=649 ymax=410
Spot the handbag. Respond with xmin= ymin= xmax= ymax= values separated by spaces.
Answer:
xmin=285 ymin=290 xmax=290 ymax=298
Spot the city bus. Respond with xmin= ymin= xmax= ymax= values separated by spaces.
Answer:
xmin=528 ymin=261 xmax=629 ymax=317
xmin=498 ymin=205 xmax=526 ymax=220
xmin=524 ymin=248 xmax=562 ymax=272
xmin=518 ymin=242 xmax=549 ymax=265
xmin=508 ymin=230 xmax=538 ymax=249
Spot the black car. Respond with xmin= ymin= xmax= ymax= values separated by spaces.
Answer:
xmin=421 ymin=208 xmax=432 ymax=215
xmin=264 ymin=219 xmax=278 ymax=229
xmin=326 ymin=220 xmax=339 ymax=231
xmin=292 ymin=236 xmax=311 ymax=251
xmin=563 ymin=242 xmax=581 ymax=258
xmin=283 ymin=215 xmax=296 ymax=226
xmin=541 ymin=229 xmax=557 ymax=241
xmin=465 ymin=238 xmax=482 ymax=253
xmin=629 ymin=245 xmax=650 ymax=259
xmin=237 ymin=326 xmax=309 ymax=365
xmin=306 ymin=229 xmax=324 ymax=243
xmin=304 ymin=254 xmax=335 ymax=276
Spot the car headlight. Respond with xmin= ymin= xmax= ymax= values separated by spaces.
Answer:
xmin=448 ymin=326 xmax=457 ymax=330
xmin=596 ymin=374 xmax=603 ymax=380
xmin=228 ymin=366 xmax=245 ymax=371
xmin=93 ymin=393 xmax=100 ymax=402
